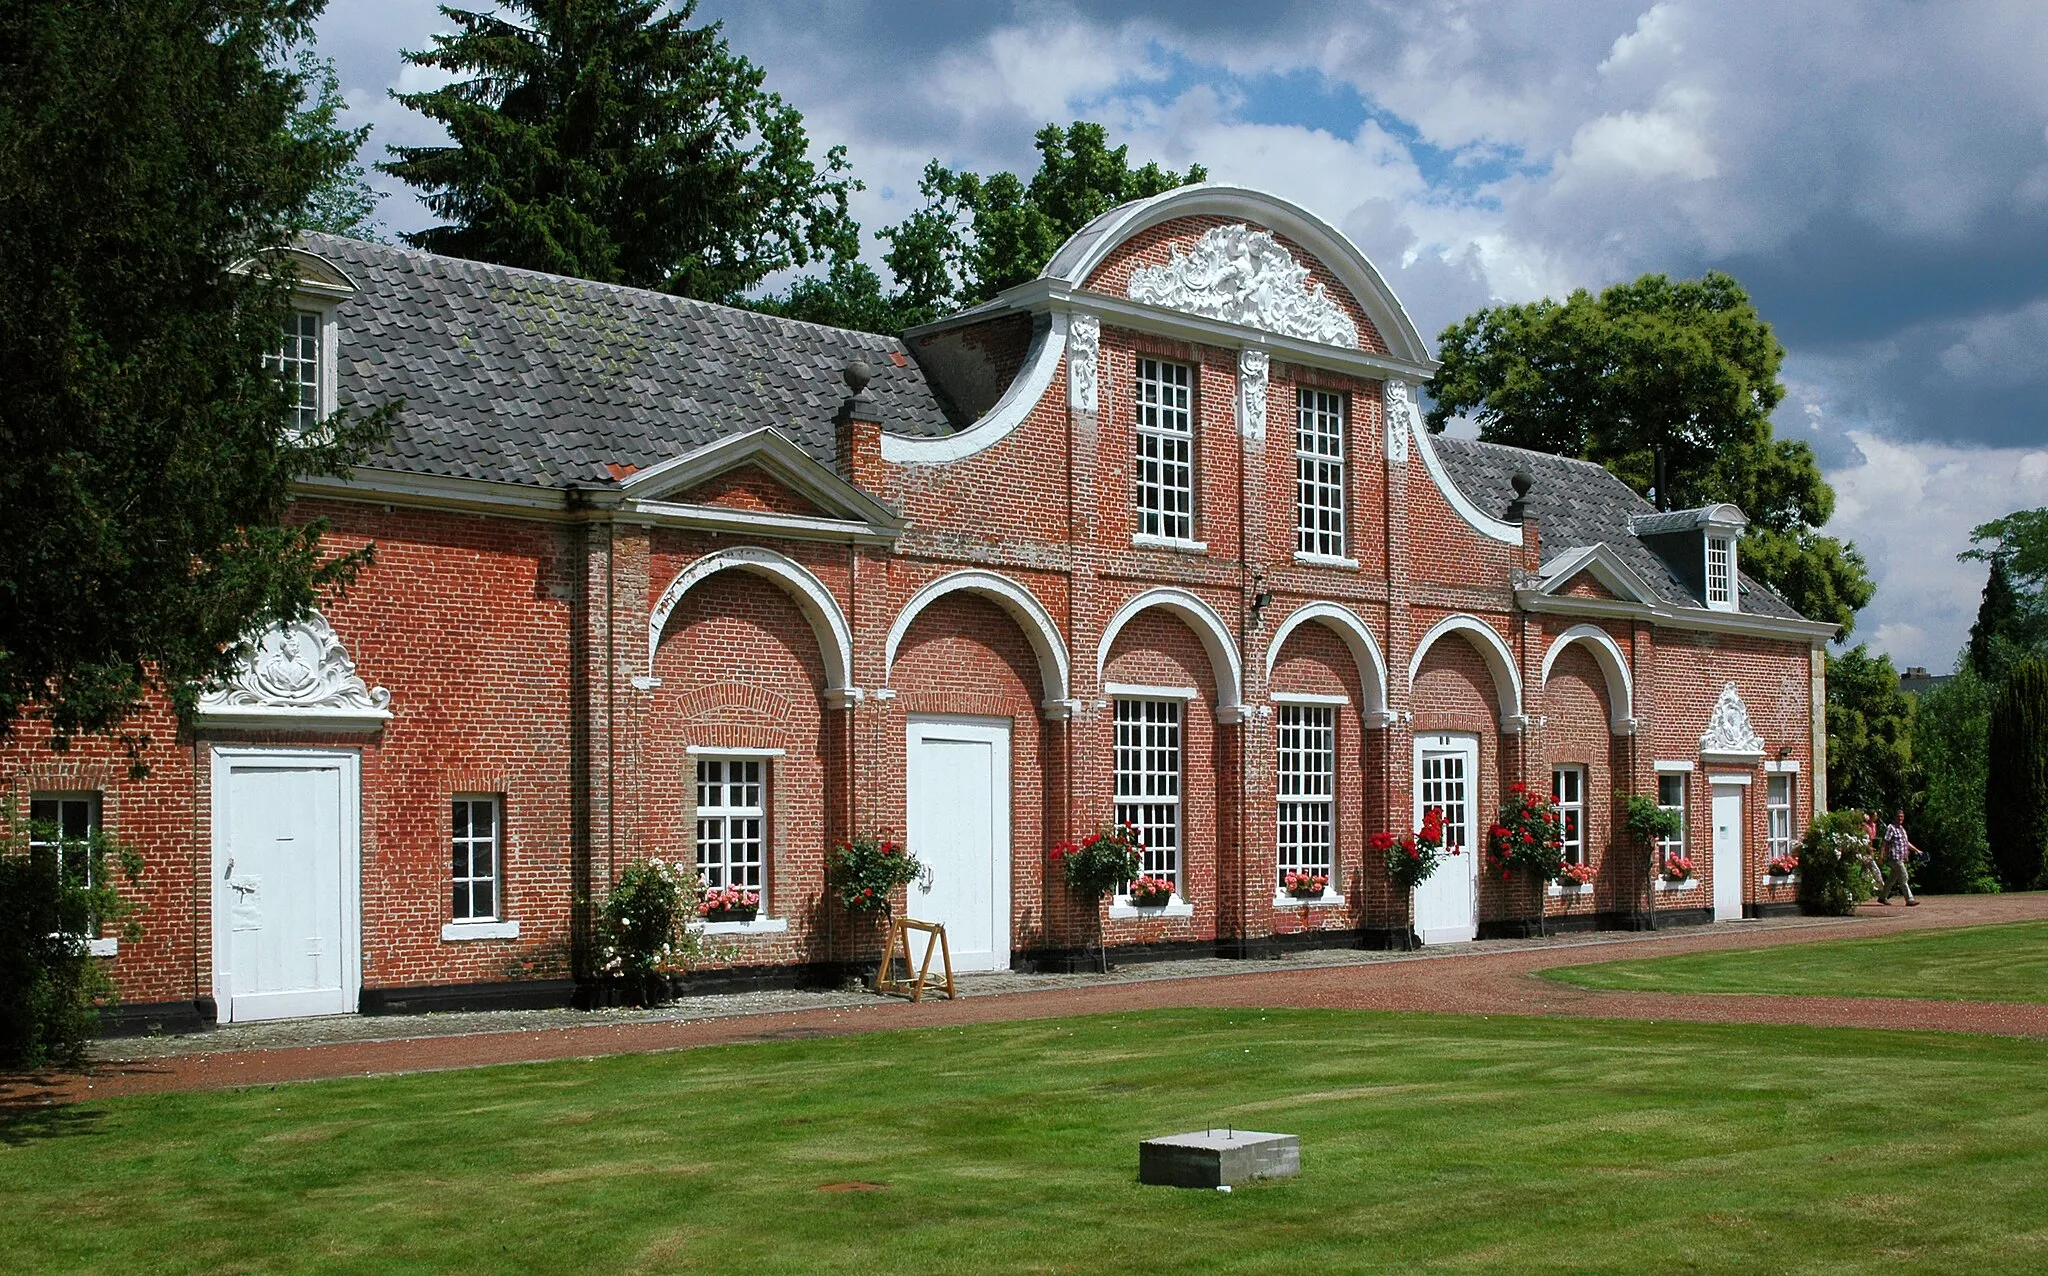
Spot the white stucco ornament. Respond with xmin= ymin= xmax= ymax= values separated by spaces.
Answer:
xmin=1699 ymin=681 xmax=1766 ymax=760
xmin=1126 ymin=224 xmax=1360 ymax=349
xmin=1067 ymin=312 xmax=1100 ymax=414
xmin=1383 ymin=379 xmax=1414 ymax=463
xmin=1237 ymin=347 xmax=1269 ymax=441
xmin=196 ymin=611 xmax=392 ymax=728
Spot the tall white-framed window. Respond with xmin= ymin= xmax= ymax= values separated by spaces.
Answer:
xmin=1705 ymin=535 xmax=1736 ymax=610
xmin=1551 ymin=766 xmax=1586 ymax=865
xmin=451 ymin=796 xmax=501 ymax=922
xmin=1767 ymin=774 xmax=1795 ymax=860
xmin=265 ymin=309 xmax=324 ymax=437
xmin=1114 ymin=698 xmax=1181 ymax=892
xmin=1133 ymin=357 xmax=1195 ymax=542
xmin=1296 ymin=388 xmax=1346 ymax=558
xmin=29 ymin=793 xmax=99 ymax=892
xmin=1657 ymin=773 xmax=1688 ymax=863
xmin=1275 ymin=704 xmax=1336 ymax=890
xmin=695 ymin=758 xmax=766 ymax=903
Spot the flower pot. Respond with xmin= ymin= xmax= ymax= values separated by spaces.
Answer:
xmin=705 ymin=907 xmax=758 ymax=924
xmin=1287 ymin=887 xmax=1327 ymax=901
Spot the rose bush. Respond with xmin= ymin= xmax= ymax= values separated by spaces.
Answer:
xmin=1052 ymin=824 xmax=1144 ymax=901
xmin=1374 ymin=806 xmax=1449 ymax=891
xmin=829 ymin=831 xmax=927 ymax=914
xmin=1486 ymin=781 xmax=1565 ymax=881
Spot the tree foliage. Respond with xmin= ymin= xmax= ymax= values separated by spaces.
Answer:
xmin=1962 ymin=507 xmax=2048 ymax=682
xmin=383 ymin=0 xmax=854 ymax=303
xmin=1 ymin=820 xmax=143 ymax=1068
xmin=1986 ymin=656 xmax=2048 ymax=891
xmin=1424 ymin=272 xmax=1872 ymax=632
xmin=1907 ymin=662 xmax=1997 ymax=894
xmin=0 ymin=0 xmax=387 ymax=746
xmin=765 ymin=121 xmax=1206 ymax=333
xmin=1827 ymin=645 xmax=1915 ymax=817
xmin=293 ymin=48 xmax=383 ymax=240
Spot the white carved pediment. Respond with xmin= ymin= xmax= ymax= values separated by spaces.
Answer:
xmin=1126 ymin=224 xmax=1360 ymax=349
xmin=1699 ymin=682 xmax=1764 ymax=761
xmin=196 ymin=611 xmax=392 ymax=730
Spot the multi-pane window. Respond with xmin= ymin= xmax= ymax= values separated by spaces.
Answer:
xmin=1417 ymin=750 xmax=1469 ymax=852
xmin=1114 ymin=699 xmax=1182 ymax=891
xmin=1275 ymin=705 xmax=1336 ymax=890
xmin=265 ymin=309 xmax=322 ymax=437
xmin=29 ymin=794 xmax=99 ymax=892
xmin=1706 ymin=536 xmax=1734 ymax=607
xmin=1657 ymin=774 xmax=1688 ymax=862
xmin=1296 ymin=389 xmax=1346 ymax=557
xmin=451 ymin=797 xmax=501 ymax=921
xmin=695 ymin=759 xmax=766 ymax=901
xmin=1133 ymin=357 xmax=1194 ymax=541
xmin=1552 ymin=766 xmax=1586 ymax=865
xmin=1767 ymin=774 xmax=1795 ymax=861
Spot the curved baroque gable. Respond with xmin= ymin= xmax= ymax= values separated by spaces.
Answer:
xmin=1125 ymin=223 xmax=1360 ymax=348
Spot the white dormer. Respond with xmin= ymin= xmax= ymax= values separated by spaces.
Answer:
xmin=1629 ymin=502 xmax=1748 ymax=613
xmin=235 ymin=247 xmax=358 ymax=438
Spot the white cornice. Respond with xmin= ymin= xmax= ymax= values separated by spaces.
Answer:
xmin=1514 ymin=587 xmax=1840 ymax=642
xmin=621 ymin=500 xmax=900 ymax=544
xmin=294 ymin=470 xmax=572 ymax=517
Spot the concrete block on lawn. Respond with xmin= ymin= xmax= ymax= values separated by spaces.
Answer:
xmin=1139 ymin=1129 xmax=1300 ymax=1188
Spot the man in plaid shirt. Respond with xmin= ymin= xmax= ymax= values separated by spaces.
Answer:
xmin=1878 ymin=809 xmax=1919 ymax=906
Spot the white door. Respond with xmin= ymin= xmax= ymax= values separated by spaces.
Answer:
xmin=1412 ymin=734 xmax=1479 ymax=944
xmin=905 ymin=718 xmax=1012 ymax=973
xmin=212 ymin=749 xmax=360 ymax=1022
xmin=1711 ymin=784 xmax=1745 ymax=922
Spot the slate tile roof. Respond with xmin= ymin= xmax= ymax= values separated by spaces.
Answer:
xmin=1427 ymin=435 xmax=1807 ymax=621
xmin=309 ymin=234 xmax=954 ymax=489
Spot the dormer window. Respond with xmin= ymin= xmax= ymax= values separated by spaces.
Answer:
xmin=1705 ymin=535 xmax=1736 ymax=611
xmin=266 ymin=309 xmax=324 ymax=437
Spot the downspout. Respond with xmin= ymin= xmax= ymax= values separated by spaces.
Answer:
xmin=607 ymin=519 xmax=617 ymax=889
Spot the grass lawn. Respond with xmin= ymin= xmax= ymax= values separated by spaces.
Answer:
xmin=1544 ymin=920 xmax=2048 ymax=1004
xmin=6 ymin=1010 xmax=2048 ymax=1273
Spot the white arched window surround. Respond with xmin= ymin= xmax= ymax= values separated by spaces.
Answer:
xmin=1407 ymin=614 xmax=1526 ymax=733
xmin=1539 ymin=624 xmax=1638 ymax=735
xmin=883 ymin=570 xmax=1074 ymax=715
xmin=647 ymin=547 xmax=858 ymax=704
xmin=1264 ymin=601 xmax=1391 ymax=724
xmin=1096 ymin=587 xmax=1246 ymax=721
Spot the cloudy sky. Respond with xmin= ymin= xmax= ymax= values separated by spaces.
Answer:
xmin=315 ymin=0 xmax=2048 ymax=671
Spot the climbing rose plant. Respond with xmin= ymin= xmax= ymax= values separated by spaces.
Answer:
xmin=1486 ymin=782 xmax=1566 ymax=881
xmin=1373 ymin=806 xmax=1449 ymax=891
xmin=1052 ymin=824 xmax=1145 ymax=900
xmin=829 ymin=831 xmax=928 ymax=914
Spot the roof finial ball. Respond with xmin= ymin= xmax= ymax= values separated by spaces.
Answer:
xmin=1507 ymin=471 xmax=1533 ymax=522
xmin=843 ymin=359 xmax=873 ymax=395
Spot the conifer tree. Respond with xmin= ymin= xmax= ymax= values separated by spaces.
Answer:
xmin=1987 ymin=657 xmax=2048 ymax=890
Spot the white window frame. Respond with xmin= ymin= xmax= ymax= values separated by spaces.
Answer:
xmin=695 ymin=756 xmax=768 ymax=907
xmin=1275 ymin=703 xmax=1340 ymax=903
xmin=1551 ymin=765 xmax=1586 ymax=866
xmin=1705 ymin=535 xmax=1737 ymax=611
xmin=1295 ymin=388 xmax=1347 ymax=561
xmin=1133 ymin=357 xmax=1196 ymax=545
xmin=1113 ymin=697 xmax=1184 ymax=903
xmin=443 ymin=796 xmax=520 ymax=939
xmin=1657 ymin=772 xmax=1688 ymax=868
xmin=1766 ymin=773 xmax=1795 ymax=864
xmin=28 ymin=792 xmax=116 ymax=956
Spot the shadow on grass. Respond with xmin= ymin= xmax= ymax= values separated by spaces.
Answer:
xmin=0 ymin=1098 xmax=108 ymax=1146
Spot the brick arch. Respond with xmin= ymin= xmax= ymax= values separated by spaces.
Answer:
xmin=1264 ymin=601 xmax=1388 ymax=720
xmin=648 ymin=546 xmax=854 ymax=701
xmin=1408 ymin=614 xmax=1523 ymax=730
xmin=1540 ymin=624 xmax=1636 ymax=735
xmin=1097 ymin=587 xmax=1243 ymax=717
xmin=884 ymin=569 xmax=1070 ymax=711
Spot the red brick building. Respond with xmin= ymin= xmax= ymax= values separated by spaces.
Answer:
xmin=3 ymin=186 xmax=1835 ymax=1030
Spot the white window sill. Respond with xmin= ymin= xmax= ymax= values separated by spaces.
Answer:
xmin=690 ymin=916 xmax=789 ymax=936
xmin=1655 ymin=878 xmax=1698 ymax=893
xmin=1292 ymin=551 xmax=1359 ymax=570
xmin=442 ymin=920 xmax=521 ymax=941
xmin=1761 ymin=873 xmax=1800 ymax=885
xmin=1272 ymin=892 xmax=1347 ymax=910
xmin=1131 ymin=534 xmax=1208 ymax=555
xmin=1110 ymin=896 xmax=1194 ymax=920
xmin=88 ymin=936 xmax=118 ymax=957
xmin=1547 ymin=881 xmax=1593 ymax=897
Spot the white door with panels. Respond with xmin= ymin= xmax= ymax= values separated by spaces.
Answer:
xmin=211 ymin=749 xmax=361 ymax=1022
xmin=1711 ymin=783 xmax=1745 ymax=922
xmin=1412 ymin=733 xmax=1479 ymax=944
xmin=905 ymin=717 xmax=1012 ymax=972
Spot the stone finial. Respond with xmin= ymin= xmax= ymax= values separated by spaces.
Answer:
xmin=843 ymin=359 xmax=873 ymax=394
xmin=1506 ymin=471 xmax=1533 ymax=521
xmin=837 ymin=358 xmax=878 ymax=427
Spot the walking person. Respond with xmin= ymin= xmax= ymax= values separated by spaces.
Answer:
xmin=1858 ymin=812 xmax=1890 ymax=902
xmin=1880 ymin=809 xmax=1920 ymax=906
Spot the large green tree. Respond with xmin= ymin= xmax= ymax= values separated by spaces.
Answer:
xmin=1986 ymin=656 xmax=2048 ymax=890
xmin=1425 ymin=272 xmax=1872 ymax=632
xmin=1826 ymin=645 xmax=1915 ymax=816
xmin=1962 ymin=507 xmax=2048 ymax=681
xmin=1906 ymin=662 xmax=1996 ymax=893
xmin=383 ymin=0 xmax=854 ymax=303
xmin=0 ymin=0 xmax=386 ymax=746
xmin=766 ymin=121 xmax=1206 ymax=333
xmin=293 ymin=48 xmax=383 ymax=239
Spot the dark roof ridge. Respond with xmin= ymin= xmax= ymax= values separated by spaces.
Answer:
xmin=299 ymin=231 xmax=913 ymax=352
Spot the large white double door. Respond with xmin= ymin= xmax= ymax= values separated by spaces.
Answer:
xmin=904 ymin=717 xmax=1013 ymax=972
xmin=1412 ymin=734 xmax=1479 ymax=944
xmin=211 ymin=749 xmax=361 ymax=1022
